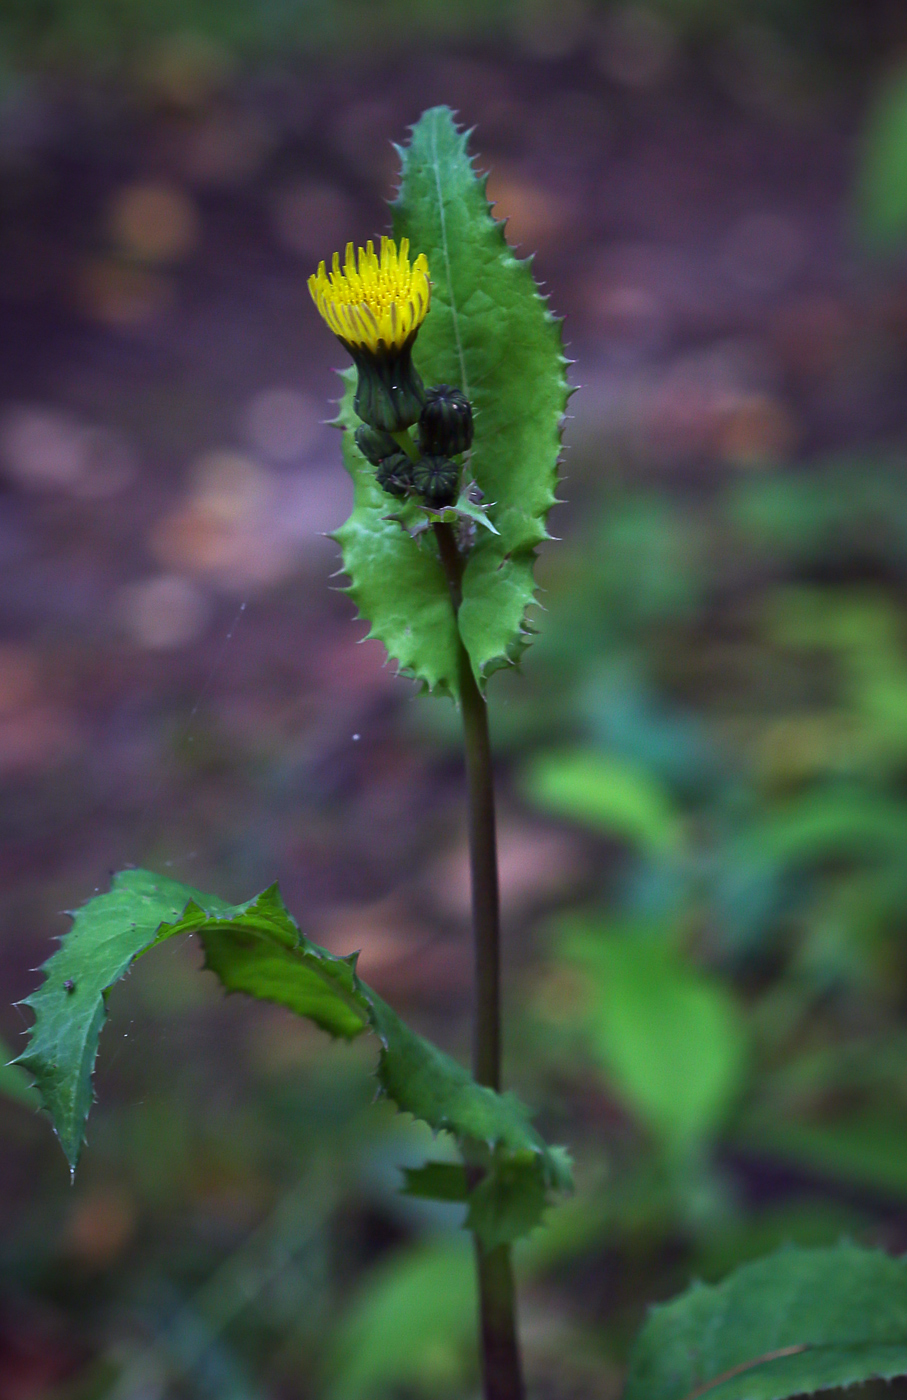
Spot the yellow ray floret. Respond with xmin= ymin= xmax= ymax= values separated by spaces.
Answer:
xmin=308 ymin=236 xmax=431 ymax=354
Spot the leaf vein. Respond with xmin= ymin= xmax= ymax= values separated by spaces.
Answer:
xmin=682 ymin=1345 xmax=811 ymax=1400
xmin=428 ymin=112 xmax=469 ymax=400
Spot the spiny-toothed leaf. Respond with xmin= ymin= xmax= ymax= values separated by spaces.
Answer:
xmin=465 ymin=1151 xmax=549 ymax=1252
xmin=402 ymin=1151 xmax=574 ymax=1250
xmin=14 ymin=869 xmax=367 ymax=1168
xmin=393 ymin=106 xmax=568 ymax=685
xmin=450 ymin=489 xmax=499 ymax=535
xmin=334 ymin=370 xmax=461 ymax=696
xmin=15 ymin=869 xmax=571 ymax=1248
xmin=401 ymin=1159 xmax=560 ymax=1251
xmin=367 ymin=991 xmax=549 ymax=1162
xmin=357 ymin=988 xmax=570 ymax=1247
xmin=625 ymin=1242 xmax=907 ymax=1400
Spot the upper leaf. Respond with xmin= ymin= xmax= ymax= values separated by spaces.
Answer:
xmin=331 ymin=107 xmax=568 ymax=696
xmin=15 ymin=869 xmax=570 ymax=1247
xmin=625 ymin=1243 xmax=907 ymax=1400
xmin=393 ymin=107 xmax=568 ymax=685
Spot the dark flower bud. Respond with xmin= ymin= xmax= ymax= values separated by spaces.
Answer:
xmin=355 ymin=425 xmax=398 ymax=465
xmin=413 ymin=454 xmax=458 ymax=508
xmin=419 ymin=385 xmax=473 ymax=456
xmin=375 ymin=452 xmax=414 ymax=499
xmin=351 ymin=340 xmax=425 ymax=434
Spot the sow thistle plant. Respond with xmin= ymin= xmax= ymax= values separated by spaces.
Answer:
xmin=15 ymin=106 xmax=907 ymax=1400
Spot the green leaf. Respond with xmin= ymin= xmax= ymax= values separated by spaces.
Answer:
xmin=392 ymin=489 xmax=501 ymax=540
xmin=449 ymin=487 xmax=499 ymax=536
xmin=394 ymin=107 xmax=568 ymax=685
xmin=858 ymin=68 xmax=907 ymax=249
xmin=624 ymin=1243 xmax=907 ymax=1400
xmin=16 ymin=871 xmax=365 ymax=1167
xmin=523 ymin=748 xmax=682 ymax=854
xmin=325 ymin=1237 xmax=476 ymax=1400
xmin=403 ymin=1146 xmax=573 ymax=1248
xmin=561 ymin=924 xmax=747 ymax=1158
xmin=465 ymin=1150 xmax=549 ymax=1251
xmin=16 ymin=870 xmax=570 ymax=1247
xmin=731 ymin=787 xmax=907 ymax=870
xmin=331 ymin=107 xmax=567 ymax=696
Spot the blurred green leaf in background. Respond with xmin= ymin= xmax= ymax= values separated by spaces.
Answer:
xmin=859 ymin=67 xmax=907 ymax=249
xmin=325 ymin=1238 xmax=476 ymax=1400
xmin=626 ymin=1244 xmax=907 ymax=1400
xmin=523 ymin=749 xmax=683 ymax=855
xmin=548 ymin=919 xmax=748 ymax=1162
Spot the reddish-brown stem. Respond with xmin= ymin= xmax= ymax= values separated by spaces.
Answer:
xmin=433 ymin=520 xmax=525 ymax=1400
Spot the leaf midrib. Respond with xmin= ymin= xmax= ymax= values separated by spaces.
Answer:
xmin=678 ymin=1336 xmax=907 ymax=1400
xmin=682 ymin=1344 xmax=810 ymax=1400
xmin=427 ymin=109 xmax=469 ymax=400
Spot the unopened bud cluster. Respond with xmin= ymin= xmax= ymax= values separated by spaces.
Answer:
xmin=357 ymin=383 xmax=474 ymax=509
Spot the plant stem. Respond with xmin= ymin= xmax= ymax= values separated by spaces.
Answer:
xmin=475 ymin=1245 xmax=524 ymax=1400
xmin=391 ymin=428 xmax=422 ymax=464
xmin=434 ymin=520 xmax=526 ymax=1400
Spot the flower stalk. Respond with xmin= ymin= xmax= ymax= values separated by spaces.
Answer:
xmin=433 ymin=515 xmax=525 ymax=1400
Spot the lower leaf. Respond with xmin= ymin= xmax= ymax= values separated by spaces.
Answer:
xmin=15 ymin=868 xmax=571 ymax=1249
xmin=625 ymin=1242 xmax=907 ymax=1400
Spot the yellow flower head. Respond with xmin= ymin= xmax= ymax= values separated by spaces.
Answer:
xmin=308 ymin=236 xmax=431 ymax=355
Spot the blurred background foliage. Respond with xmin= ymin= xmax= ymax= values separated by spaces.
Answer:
xmin=0 ymin=0 xmax=893 ymax=77
xmin=8 ymin=0 xmax=907 ymax=1398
